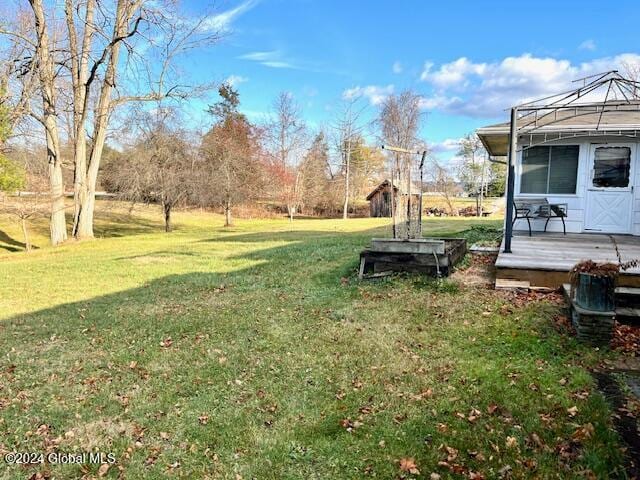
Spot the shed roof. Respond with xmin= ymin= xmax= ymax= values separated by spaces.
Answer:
xmin=365 ymin=179 xmax=422 ymax=201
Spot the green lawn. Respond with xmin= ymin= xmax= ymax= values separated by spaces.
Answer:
xmin=0 ymin=207 xmax=626 ymax=479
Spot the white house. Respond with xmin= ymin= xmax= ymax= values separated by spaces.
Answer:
xmin=478 ymin=107 xmax=640 ymax=235
xmin=476 ymin=71 xmax=640 ymax=288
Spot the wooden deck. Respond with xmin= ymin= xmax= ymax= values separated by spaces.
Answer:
xmin=495 ymin=233 xmax=640 ymax=288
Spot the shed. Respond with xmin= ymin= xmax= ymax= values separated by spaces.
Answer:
xmin=366 ymin=179 xmax=420 ymax=218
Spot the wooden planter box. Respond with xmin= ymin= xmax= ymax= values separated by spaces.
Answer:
xmin=359 ymin=238 xmax=467 ymax=278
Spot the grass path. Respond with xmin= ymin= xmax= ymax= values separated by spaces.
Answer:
xmin=0 ymin=208 xmax=626 ymax=478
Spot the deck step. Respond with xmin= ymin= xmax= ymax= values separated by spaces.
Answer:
xmin=614 ymin=307 xmax=640 ymax=325
xmin=615 ymin=286 xmax=640 ymax=309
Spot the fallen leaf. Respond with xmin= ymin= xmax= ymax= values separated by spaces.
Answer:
xmin=505 ymin=436 xmax=518 ymax=449
xmin=567 ymin=406 xmax=579 ymax=417
xmin=98 ymin=464 xmax=110 ymax=477
xmin=444 ymin=445 xmax=458 ymax=461
xmin=399 ymin=457 xmax=420 ymax=475
xmin=572 ymin=423 xmax=594 ymax=442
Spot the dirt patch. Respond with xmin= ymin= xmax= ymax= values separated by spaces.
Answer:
xmin=62 ymin=419 xmax=138 ymax=451
xmin=452 ymin=253 xmax=496 ymax=287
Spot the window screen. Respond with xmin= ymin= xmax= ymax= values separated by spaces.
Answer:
xmin=521 ymin=147 xmax=549 ymax=193
xmin=593 ymin=147 xmax=631 ymax=188
xmin=521 ymin=145 xmax=579 ymax=194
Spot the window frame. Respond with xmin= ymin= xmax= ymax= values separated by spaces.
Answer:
xmin=518 ymin=144 xmax=580 ymax=196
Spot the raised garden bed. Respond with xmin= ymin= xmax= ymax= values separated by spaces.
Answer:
xmin=359 ymin=237 xmax=467 ymax=279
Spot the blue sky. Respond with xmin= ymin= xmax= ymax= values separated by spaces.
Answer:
xmin=180 ymin=0 xmax=640 ymax=161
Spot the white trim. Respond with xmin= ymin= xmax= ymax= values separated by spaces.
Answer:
xmin=478 ymin=125 xmax=640 ymax=135
xmin=584 ymin=143 xmax=637 ymax=234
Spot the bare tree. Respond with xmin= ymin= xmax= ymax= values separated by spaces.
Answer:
xmin=103 ymin=108 xmax=194 ymax=232
xmin=332 ymin=96 xmax=366 ymax=219
xmin=429 ymin=159 xmax=458 ymax=216
xmin=378 ymin=90 xmax=423 ymax=238
xmin=1 ymin=0 xmax=219 ymax=244
xmin=622 ymin=61 xmax=640 ymax=96
xmin=1 ymin=145 xmax=49 ymax=252
xmin=62 ymin=0 xmax=219 ymax=239
xmin=457 ymin=133 xmax=487 ymax=216
xmin=26 ymin=0 xmax=69 ymax=244
xmin=264 ymin=92 xmax=307 ymax=221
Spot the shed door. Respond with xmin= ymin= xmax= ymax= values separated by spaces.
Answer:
xmin=585 ymin=145 xmax=634 ymax=234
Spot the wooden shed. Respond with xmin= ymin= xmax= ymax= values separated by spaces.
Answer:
xmin=366 ymin=180 xmax=420 ymax=217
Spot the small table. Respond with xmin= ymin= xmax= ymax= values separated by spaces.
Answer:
xmin=513 ymin=198 xmax=567 ymax=236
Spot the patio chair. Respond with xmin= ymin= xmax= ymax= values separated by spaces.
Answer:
xmin=513 ymin=198 xmax=567 ymax=236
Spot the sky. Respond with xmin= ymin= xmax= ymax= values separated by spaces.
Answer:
xmin=178 ymin=0 xmax=640 ymax=162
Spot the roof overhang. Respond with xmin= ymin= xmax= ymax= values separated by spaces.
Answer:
xmin=477 ymin=124 xmax=640 ymax=157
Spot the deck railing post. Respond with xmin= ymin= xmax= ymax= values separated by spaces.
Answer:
xmin=504 ymin=107 xmax=518 ymax=253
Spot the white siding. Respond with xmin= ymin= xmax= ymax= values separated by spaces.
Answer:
xmin=512 ymin=136 xmax=640 ymax=235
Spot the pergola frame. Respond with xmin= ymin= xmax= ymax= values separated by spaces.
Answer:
xmin=503 ymin=71 xmax=640 ymax=253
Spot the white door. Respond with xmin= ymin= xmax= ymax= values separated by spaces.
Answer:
xmin=585 ymin=144 xmax=635 ymax=234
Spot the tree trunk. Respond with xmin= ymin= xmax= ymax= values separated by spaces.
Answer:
xmin=343 ymin=135 xmax=351 ymax=220
xmin=224 ymin=199 xmax=232 ymax=227
xmin=66 ymin=0 xmax=95 ymax=238
xmin=48 ymin=153 xmax=67 ymax=245
xmin=31 ymin=0 xmax=68 ymax=245
xmin=21 ymin=218 xmax=31 ymax=252
xmin=73 ymin=0 xmax=127 ymax=240
xmin=163 ymin=202 xmax=172 ymax=232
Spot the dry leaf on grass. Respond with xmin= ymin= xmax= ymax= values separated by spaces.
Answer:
xmin=97 ymin=463 xmax=110 ymax=477
xmin=399 ymin=457 xmax=420 ymax=475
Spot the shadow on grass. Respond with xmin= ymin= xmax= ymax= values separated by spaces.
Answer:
xmin=0 ymin=223 xmax=627 ymax=479
xmin=92 ymin=210 xmax=168 ymax=237
xmin=0 ymin=229 xmax=29 ymax=252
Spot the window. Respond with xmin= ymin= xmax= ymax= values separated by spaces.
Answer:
xmin=520 ymin=145 xmax=579 ymax=194
xmin=593 ymin=146 xmax=631 ymax=188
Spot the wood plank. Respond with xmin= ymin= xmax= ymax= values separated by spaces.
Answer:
xmin=370 ymin=238 xmax=445 ymax=254
xmin=495 ymin=278 xmax=530 ymax=289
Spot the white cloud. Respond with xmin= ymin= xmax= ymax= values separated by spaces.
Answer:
xmin=238 ymin=50 xmax=296 ymax=69
xmin=429 ymin=138 xmax=462 ymax=154
xmin=225 ymin=75 xmax=248 ymax=86
xmin=419 ymin=53 xmax=640 ymax=117
xmin=200 ymin=0 xmax=259 ymax=32
xmin=392 ymin=61 xmax=403 ymax=74
xmin=343 ymin=84 xmax=394 ymax=105
xmin=421 ymin=57 xmax=486 ymax=88
xmin=579 ymin=39 xmax=597 ymax=51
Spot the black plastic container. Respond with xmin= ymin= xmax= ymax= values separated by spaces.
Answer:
xmin=574 ymin=273 xmax=615 ymax=312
